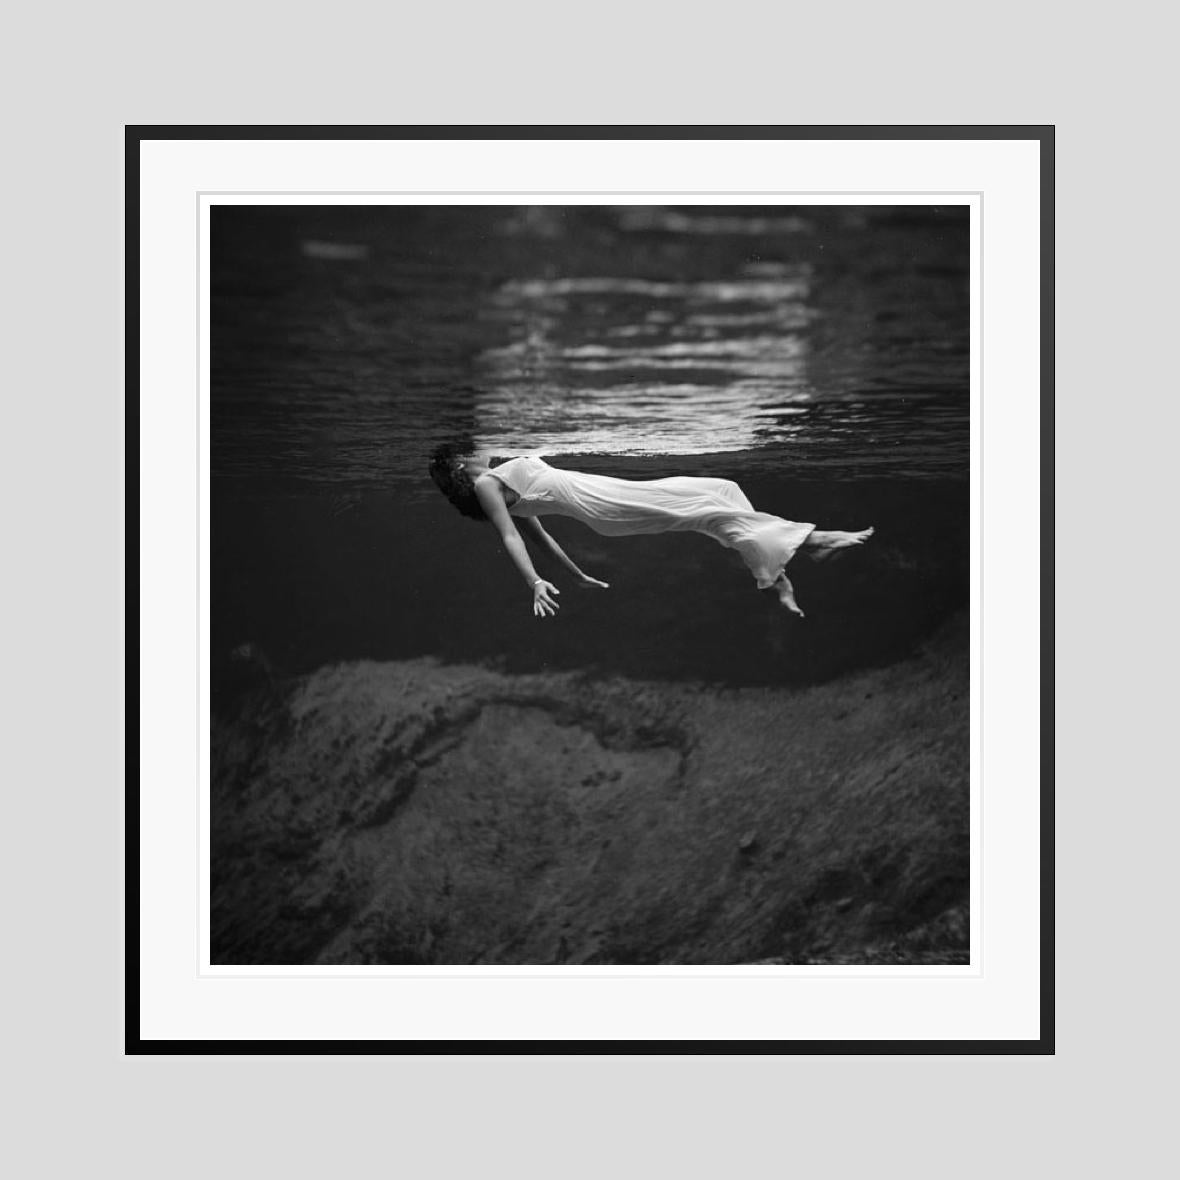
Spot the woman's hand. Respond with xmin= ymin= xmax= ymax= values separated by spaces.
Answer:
xmin=532 ymin=579 xmax=561 ymax=618
xmin=575 ymin=572 xmax=610 ymax=590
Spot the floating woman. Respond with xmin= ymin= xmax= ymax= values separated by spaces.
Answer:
xmin=428 ymin=445 xmax=873 ymax=620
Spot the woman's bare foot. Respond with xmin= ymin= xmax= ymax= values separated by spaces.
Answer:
xmin=774 ymin=572 xmax=805 ymax=617
xmin=805 ymin=526 xmax=875 ymax=563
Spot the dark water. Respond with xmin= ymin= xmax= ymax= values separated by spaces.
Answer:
xmin=211 ymin=205 xmax=969 ymax=694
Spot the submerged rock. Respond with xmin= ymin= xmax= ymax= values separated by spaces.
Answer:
xmin=211 ymin=615 xmax=969 ymax=966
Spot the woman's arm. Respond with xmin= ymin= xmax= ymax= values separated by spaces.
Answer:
xmin=473 ymin=477 xmax=561 ymax=617
xmin=521 ymin=518 xmax=610 ymax=588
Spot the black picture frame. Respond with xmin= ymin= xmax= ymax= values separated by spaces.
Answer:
xmin=127 ymin=124 xmax=1053 ymax=1054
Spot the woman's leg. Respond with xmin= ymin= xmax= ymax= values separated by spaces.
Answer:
xmin=773 ymin=571 xmax=805 ymax=617
xmin=801 ymin=526 xmax=874 ymax=562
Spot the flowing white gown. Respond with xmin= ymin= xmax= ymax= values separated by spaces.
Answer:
xmin=486 ymin=456 xmax=815 ymax=589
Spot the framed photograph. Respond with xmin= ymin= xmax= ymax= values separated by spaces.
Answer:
xmin=132 ymin=127 xmax=1051 ymax=1051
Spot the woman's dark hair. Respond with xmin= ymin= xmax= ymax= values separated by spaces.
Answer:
xmin=429 ymin=443 xmax=488 ymax=522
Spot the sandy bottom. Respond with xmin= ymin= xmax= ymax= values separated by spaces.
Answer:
xmin=212 ymin=615 xmax=969 ymax=966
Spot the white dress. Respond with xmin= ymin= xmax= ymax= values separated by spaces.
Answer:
xmin=486 ymin=456 xmax=815 ymax=589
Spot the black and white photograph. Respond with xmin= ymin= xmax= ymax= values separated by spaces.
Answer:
xmin=208 ymin=200 xmax=973 ymax=968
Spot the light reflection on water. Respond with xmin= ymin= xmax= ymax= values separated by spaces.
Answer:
xmin=475 ymin=269 xmax=814 ymax=457
xmin=475 ymin=385 xmax=814 ymax=457
xmin=210 ymin=205 xmax=969 ymax=489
